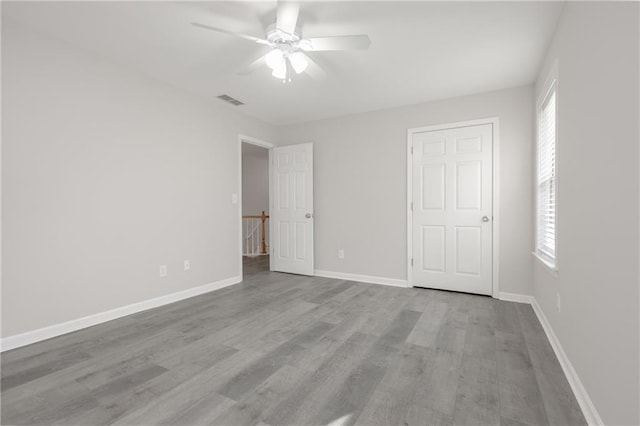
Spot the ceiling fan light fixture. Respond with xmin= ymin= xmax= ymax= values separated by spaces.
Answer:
xmin=193 ymin=2 xmax=371 ymax=82
xmin=288 ymin=52 xmax=308 ymax=74
xmin=271 ymin=62 xmax=287 ymax=80
xmin=265 ymin=49 xmax=284 ymax=70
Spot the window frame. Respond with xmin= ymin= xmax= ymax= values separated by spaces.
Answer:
xmin=535 ymin=64 xmax=559 ymax=272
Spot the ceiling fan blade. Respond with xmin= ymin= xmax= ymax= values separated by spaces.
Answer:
xmin=237 ymin=54 xmax=267 ymax=76
xmin=276 ymin=1 xmax=300 ymax=35
xmin=303 ymin=53 xmax=327 ymax=80
xmin=301 ymin=35 xmax=371 ymax=51
xmin=192 ymin=22 xmax=269 ymax=45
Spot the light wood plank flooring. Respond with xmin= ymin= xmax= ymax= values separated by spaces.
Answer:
xmin=1 ymin=262 xmax=585 ymax=425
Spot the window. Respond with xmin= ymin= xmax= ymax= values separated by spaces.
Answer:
xmin=536 ymin=81 xmax=557 ymax=268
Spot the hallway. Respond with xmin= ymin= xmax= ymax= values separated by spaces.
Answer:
xmin=243 ymin=255 xmax=270 ymax=277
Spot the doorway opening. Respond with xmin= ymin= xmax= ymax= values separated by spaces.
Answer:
xmin=239 ymin=135 xmax=275 ymax=279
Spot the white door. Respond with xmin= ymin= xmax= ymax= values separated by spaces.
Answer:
xmin=270 ymin=143 xmax=314 ymax=275
xmin=411 ymin=123 xmax=493 ymax=295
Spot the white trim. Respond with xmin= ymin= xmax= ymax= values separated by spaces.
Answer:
xmin=535 ymin=62 xmax=559 ymax=272
xmin=238 ymin=134 xmax=276 ymax=150
xmin=314 ymin=270 xmax=408 ymax=288
xmin=532 ymin=251 xmax=559 ymax=276
xmin=407 ymin=117 xmax=500 ymax=297
xmin=530 ymin=299 xmax=604 ymax=426
xmin=268 ymin=147 xmax=274 ymax=271
xmin=238 ymin=135 xmax=276 ymax=277
xmin=406 ymin=127 xmax=414 ymax=288
xmin=537 ymin=61 xmax=559 ymax=111
xmin=492 ymin=119 xmax=501 ymax=299
xmin=498 ymin=291 xmax=535 ymax=304
xmin=0 ymin=275 xmax=242 ymax=352
xmin=495 ymin=291 xmax=603 ymax=426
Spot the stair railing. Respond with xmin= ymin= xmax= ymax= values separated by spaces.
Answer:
xmin=242 ymin=211 xmax=269 ymax=256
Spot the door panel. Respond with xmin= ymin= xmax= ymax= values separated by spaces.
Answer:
xmin=271 ymin=143 xmax=314 ymax=275
xmin=422 ymin=226 xmax=445 ymax=272
xmin=412 ymin=124 xmax=493 ymax=295
xmin=455 ymin=226 xmax=482 ymax=275
xmin=422 ymin=164 xmax=445 ymax=210
xmin=455 ymin=161 xmax=482 ymax=210
xmin=278 ymin=222 xmax=290 ymax=258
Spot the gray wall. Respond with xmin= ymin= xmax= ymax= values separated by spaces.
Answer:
xmin=241 ymin=144 xmax=269 ymax=217
xmin=534 ymin=3 xmax=639 ymax=424
xmin=278 ymin=86 xmax=535 ymax=295
xmin=1 ymin=20 xmax=276 ymax=337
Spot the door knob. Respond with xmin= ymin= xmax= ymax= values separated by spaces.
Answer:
xmin=482 ymin=216 xmax=490 ymax=222
xmin=305 ymin=213 xmax=312 ymax=219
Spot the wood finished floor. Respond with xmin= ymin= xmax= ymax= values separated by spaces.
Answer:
xmin=1 ymin=256 xmax=585 ymax=425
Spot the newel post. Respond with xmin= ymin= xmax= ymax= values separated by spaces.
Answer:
xmin=260 ymin=210 xmax=267 ymax=255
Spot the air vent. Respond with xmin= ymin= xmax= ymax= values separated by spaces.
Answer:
xmin=217 ymin=94 xmax=244 ymax=106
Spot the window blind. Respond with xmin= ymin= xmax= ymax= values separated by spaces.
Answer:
xmin=537 ymin=88 xmax=557 ymax=263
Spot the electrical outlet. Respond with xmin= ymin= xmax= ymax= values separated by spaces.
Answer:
xmin=231 ymin=193 xmax=238 ymax=204
xmin=338 ymin=249 xmax=345 ymax=259
xmin=159 ymin=265 xmax=167 ymax=278
xmin=556 ymin=293 xmax=561 ymax=312
xmin=184 ymin=260 xmax=191 ymax=271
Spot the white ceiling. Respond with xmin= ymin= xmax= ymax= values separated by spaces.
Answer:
xmin=3 ymin=1 xmax=563 ymax=125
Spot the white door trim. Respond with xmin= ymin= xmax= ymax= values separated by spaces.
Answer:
xmin=406 ymin=117 xmax=500 ymax=298
xmin=238 ymin=134 xmax=276 ymax=278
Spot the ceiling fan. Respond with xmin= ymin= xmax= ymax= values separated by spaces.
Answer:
xmin=192 ymin=1 xmax=371 ymax=82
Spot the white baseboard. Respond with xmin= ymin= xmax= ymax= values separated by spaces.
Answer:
xmin=530 ymin=299 xmax=604 ymax=426
xmin=498 ymin=291 xmax=535 ymax=304
xmin=0 ymin=275 xmax=242 ymax=352
xmin=314 ymin=270 xmax=408 ymax=288
xmin=498 ymin=291 xmax=603 ymax=425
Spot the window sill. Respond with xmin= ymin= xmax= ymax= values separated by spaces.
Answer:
xmin=532 ymin=252 xmax=558 ymax=276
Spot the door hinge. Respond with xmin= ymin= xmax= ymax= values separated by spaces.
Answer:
xmin=410 ymin=201 xmax=413 ymax=211
xmin=411 ymin=258 xmax=413 ymax=267
xmin=410 ymin=146 xmax=413 ymax=155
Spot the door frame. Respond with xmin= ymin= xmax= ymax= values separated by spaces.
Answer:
xmin=238 ymin=134 xmax=276 ymax=278
xmin=406 ymin=117 xmax=500 ymax=298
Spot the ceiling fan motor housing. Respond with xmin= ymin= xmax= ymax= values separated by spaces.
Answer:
xmin=266 ymin=23 xmax=302 ymax=50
